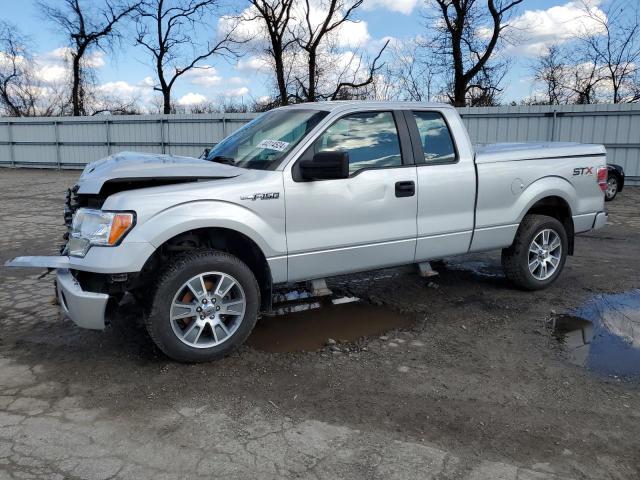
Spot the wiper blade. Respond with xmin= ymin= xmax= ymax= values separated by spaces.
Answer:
xmin=210 ymin=155 xmax=236 ymax=166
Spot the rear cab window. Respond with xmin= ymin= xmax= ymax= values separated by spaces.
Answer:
xmin=411 ymin=111 xmax=457 ymax=164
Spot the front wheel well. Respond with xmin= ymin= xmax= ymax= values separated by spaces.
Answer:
xmin=136 ymin=228 xmax=272 ymax=311
xmin=523 ymin=196 xmax=575 ymax=255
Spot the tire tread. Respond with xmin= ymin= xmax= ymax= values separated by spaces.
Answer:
xmin=144 ymin=249 xmax=260 ymax=362
xmin=501 ymin=214 xmax=567 ymax=291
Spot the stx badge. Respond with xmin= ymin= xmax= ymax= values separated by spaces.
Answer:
xmin=240 ymin=192 xmax=280 ymax=201
xmin=573 ymin=167 xmax=594 ymax=176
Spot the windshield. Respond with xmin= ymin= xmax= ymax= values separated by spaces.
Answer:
xmin=205 ymin=109 xmax=328 ymax=170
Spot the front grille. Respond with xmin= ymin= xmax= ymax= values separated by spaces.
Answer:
xmin=61 ymin=185 xmax=80 ymax=253
xmin=63 ymin=184 xmax=80 ymax=229
xmin=60 ymin=185 xmax=108 ymax=253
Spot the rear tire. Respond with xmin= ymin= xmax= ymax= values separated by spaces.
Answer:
xmin=145 ymin=250 xmax=260 ymax=363
xmin=501 ymin=214 xmax=568 ymax=291
xmin=604 ymin=175 xmax=618 ymax=201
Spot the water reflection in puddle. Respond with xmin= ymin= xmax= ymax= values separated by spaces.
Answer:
xmin=550 ymin=290 xmax=640 ymax=378
xmin=247 ymin=298 xmax=412 ymax=353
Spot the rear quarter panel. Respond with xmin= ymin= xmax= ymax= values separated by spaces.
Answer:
xmin=471 ymin=154 xmax=606 ymax=252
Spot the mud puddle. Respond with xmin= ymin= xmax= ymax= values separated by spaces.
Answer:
xmin=441 ymin=258 xmax=504 ymax=279
xmin=549 ymin=290 xmax=640 ymax=379
xmin=247 ymin=297 xmax=412 ymax=353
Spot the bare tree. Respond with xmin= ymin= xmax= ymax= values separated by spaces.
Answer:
xmin=247 ymin=0 xmax=296 ymax=106
xmin=531 ymin=44 xmax=572 ymax=105
xmin=427 ymin=0 xmax=523 ymax=106
xmin=0 ymin=21 xmax=69 ymax=116
xmin=578 ymin=0 xmax=640 ymax=103
xmin=381 ymin=39 xmax=437 ymax=101
xmin=531 ymin=41 xmax=610 ymax=105
xmin=465 ymin=62 xmax=507 ymax=106
xmin=0 ymin=22 xmax=39 ymax=116
xmin=135 ymin=0 xmax=243 ymax=114
xmin=291 ymin=0 xmax=388 ymax=102
xmin=39 ymin=0 xmax=139 ymax=116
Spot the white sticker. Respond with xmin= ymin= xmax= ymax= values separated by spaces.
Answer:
xmin=257 ymin=139 xmax=290 ymax=152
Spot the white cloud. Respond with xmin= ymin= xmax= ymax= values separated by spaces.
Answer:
xmin=505 ymin=0 xmax=607 ymax=57
xmin=95 ymin=79 xmax=156 ymax=110
xmin=30 ymin=47 xmax=107 ymax=85
xmin=36 ymin=64 xmax=67 ymax=83
xmin=178 ymin=92 xmax=208 ymax=105
xmin=363 ymin=0 xmax=418 ymax=15
xmin=228 ymin=76 xmax=247 ymax=85
xmin=222 ymin=87 xmax=250 ymax=97
xmin=46 ymin=47 xmax=105 ymax=68
xmin=48 ymin=47 xmax=71 ymax=60
xmin=237 ymin=56 xmax=271 ymax=72
xmin=337 ymin=21 xmax=371 ymax=47
xmin=222 ymin=2 xmax=374 ymax=49
xmin=218 ymin=8 xmax=264 ymax=43
xmin=141 ymin=76 xmax=155 ymax=87
xmin=182 ymin=66 xmax=223 ymax=87
xmin=84 ymin=51 xmax=106 ymax=68
xmin=97 ymin=80 xmax=144 ymax=97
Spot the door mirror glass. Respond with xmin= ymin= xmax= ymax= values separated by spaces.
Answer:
xmin=299 ymin=151 xmax=349 ymax=180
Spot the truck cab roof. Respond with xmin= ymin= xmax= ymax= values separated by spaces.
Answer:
xmin=277 ymin=100 xmax=457 ymax=113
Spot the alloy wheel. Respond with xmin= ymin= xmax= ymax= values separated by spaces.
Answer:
xmin=169 ymin=272 xmax=246 ymax=348
xmin=528 ymin=229 xmax=562 ymax=281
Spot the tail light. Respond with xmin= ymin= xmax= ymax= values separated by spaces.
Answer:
xmin=597 ymin=166 xmax=607 ymax=192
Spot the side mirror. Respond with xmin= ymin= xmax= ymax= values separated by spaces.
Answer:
xmin=200 ymin=147 xmax=211 ymax=159
xmin=299 ymin=151 xmax=349 ymax=181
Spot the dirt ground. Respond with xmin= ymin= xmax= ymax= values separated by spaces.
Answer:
xmin=0 ymin=168 xmax=639 ymax=480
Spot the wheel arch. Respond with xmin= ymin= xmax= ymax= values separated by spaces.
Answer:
xmin=522 ymin=195 xmax=575 ymax=255
xmin=137 ymin=227 xmax=273 ymax=312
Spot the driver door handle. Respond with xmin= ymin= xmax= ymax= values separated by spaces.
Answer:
xmin=395 ymin=181 xmax=415 ymax=198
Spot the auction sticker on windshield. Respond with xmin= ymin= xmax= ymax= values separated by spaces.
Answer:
xmin=257 ymin=139 xmax=290 ymax=152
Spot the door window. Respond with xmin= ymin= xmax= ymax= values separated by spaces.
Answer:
xmin=412 ymin=111 xmax=456 ymax=163
xmin=311 ymin=111 xmax=402 ymax=174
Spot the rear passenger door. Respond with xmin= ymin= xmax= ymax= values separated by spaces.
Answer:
xmin=283 ymin=110 xmax=418 ymax=282
xmin=405 ymin=110 xmax=476 ymax=260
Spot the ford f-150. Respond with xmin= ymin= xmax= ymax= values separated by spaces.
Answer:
xmin=5 ymin=101 xmax=609 ymax=362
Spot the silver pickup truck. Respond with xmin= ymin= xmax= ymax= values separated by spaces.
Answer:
xmin=6 ymin=101 xmax=609 ymax=362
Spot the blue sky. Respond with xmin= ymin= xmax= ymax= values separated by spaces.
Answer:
xmin=3 ymin=0 xmax=608 ymax=108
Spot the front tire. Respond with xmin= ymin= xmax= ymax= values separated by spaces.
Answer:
xmin=501 ymin=214 xmax=568 ymax=290
xmin=145 ymin=250 xmax=260 ymax=362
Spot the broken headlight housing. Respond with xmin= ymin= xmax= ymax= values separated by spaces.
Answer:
xmin=67 ymin=208 xmax=135 ymax=257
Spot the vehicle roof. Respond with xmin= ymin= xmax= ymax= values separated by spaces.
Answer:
xmin=278 ymin=100 xmax=455 ymax=113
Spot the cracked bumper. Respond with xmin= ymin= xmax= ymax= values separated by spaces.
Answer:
xmin=592 ymin=211 xmax=608 ymax=230
xmin=4 ymin=241 xmax=155 ymax=274
xmin=56 ymin=269 xmax=109 ymax=330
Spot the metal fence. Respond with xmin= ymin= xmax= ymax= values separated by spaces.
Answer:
xmin=0 ymin=113 xmax=258 ymax=168
xmin=1 ymin=104 xmax=639 ymax=184
xmin=458 ymin=103 xmax=640 ymax=184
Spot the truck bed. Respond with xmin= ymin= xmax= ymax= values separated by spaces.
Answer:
xmin=475 ymin=142 xmax=606 ymax=164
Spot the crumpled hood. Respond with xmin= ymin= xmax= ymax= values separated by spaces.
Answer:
xmin=77 ymin=151 xmax=245 ymax=194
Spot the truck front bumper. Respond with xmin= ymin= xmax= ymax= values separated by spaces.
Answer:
xmin=56 ymin=269 xmax=109 ymax=330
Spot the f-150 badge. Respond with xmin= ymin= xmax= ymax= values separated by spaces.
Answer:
xmin=241 ymin=192 xmax=280 ymax=201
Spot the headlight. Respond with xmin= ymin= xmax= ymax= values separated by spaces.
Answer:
xmin=68 ymin=208 xmax=135 ymax=257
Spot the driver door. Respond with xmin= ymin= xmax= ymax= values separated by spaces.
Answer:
xmin=283 ymin=110 xmax=418 ymax=282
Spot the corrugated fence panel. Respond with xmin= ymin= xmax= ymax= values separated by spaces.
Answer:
xmin=458 ymin=104 xmax=640 ymax=184
xmin=0 ymin=107 xmax=637 ymax=184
